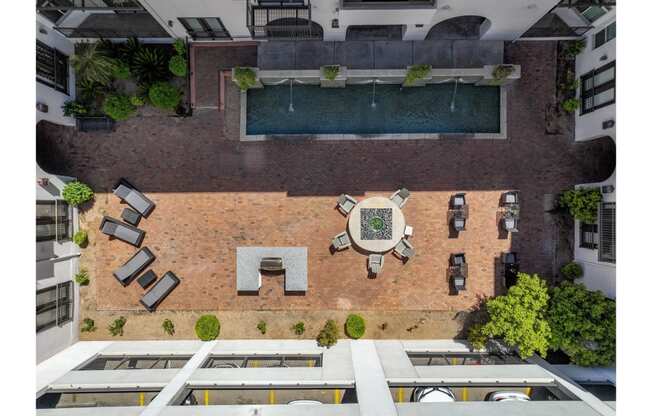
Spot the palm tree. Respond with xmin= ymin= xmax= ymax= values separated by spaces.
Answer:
xmin=70 ymin=42 xmax=117 ymax=86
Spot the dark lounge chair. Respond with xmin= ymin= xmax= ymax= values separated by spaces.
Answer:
xmin=140 ymin=271 xmax=180 ymax=312
xmin=113 ymin=178 xmax=155 ymax=217
xmin=100 ymin=216 xmax=146 ymax=247
xmin=113 ymin=247 xmax=156 ymax=286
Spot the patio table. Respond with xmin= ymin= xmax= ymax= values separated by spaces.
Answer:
xmin=348 ymin=196 xmax=406 ymax=253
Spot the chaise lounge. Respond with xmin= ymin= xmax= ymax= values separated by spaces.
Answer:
xmin=100 ymin=216 xmax=146 ymax=247
xmin=113 ymin=247 xmax=156 ymax=286
xmin=140 ymin=271 xmax=180 ymax=312
xmin=113 ymin=178 xmax=155 ymax=217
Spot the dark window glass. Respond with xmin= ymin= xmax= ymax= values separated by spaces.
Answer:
xmin=580 ymin=222 xmax=598 ymax=249
xmin=36 ymin=200 xmax=71 ymax=242
xmin=594 ymin=22 xmax=616 ymax=49
xmin=599 ymin=202 xmax=616 ymax=263
xmin=36 ymin=40 xmax=69 ymax=94
xmin=36 ymin=281 xmax=73 ymax=332
xmin=580 ymin=60 xmax=615 ymax=114
xmin=178 ymin=17 xmax=231 ymax=40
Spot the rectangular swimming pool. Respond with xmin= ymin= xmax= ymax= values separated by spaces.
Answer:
xmin=244 ymin=83 xmax=504 ymax=139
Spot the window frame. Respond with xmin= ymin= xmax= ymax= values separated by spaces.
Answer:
xmin=178 ymin=17 xmax=232 ymax=40
xmin=36 ymin=200 xmax=72 ymax=242
xmin=580 ymin=60 xmax=616 ymax=115
xmin=579 ymin=222 xmax=598 ymax=249
xmin=599 ymin=202 xmax=616 ymax=263
xmin=36 ymin=40 xmax=69 ymax=94
xmin=36 ymin=281 xmax=74 ymax=333
xmin=593 ymin=21 xmax=616 ymax=49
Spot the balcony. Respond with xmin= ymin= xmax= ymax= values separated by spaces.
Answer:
xmin=54 ymin=12 xmax=169 ymax=38
xmin=37 ymin=0 xmax=145 ymax=11
xmin=341 ymin=0 xmax=436 ymax=9
xmin=247 ymin=0 xmax=322 ymax=40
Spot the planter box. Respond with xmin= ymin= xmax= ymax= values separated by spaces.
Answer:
xmin=76 ymin=116 xmax=115 ymax=132
xmin=475 ymin=65 xmax=522 ymax=86
xmin=320 ymin=66 xmax=347 ymax=88
xmin=231 ymin=67 xmax=264 ymax=90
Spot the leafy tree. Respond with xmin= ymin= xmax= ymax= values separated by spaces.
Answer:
xmin=62 ymin=181 xmax=94 ymax=206
xmin=558 ymin=188 xmax=602 ymax=223
xmin=467 ymin=323 xmax=487 ymax=351
xmin=548 ymin=282 xmax=616 ymax=366
xmin=71 ymin=42 xmax=118 ymax=86
xmin=481 ymin=273 xmax=551 ymax=359
xmin=316 ymin=320 xmax=339 ymax=348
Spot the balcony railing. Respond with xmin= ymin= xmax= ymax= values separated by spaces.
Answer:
xmin=37 ymin=0 xmax=144 ymax=11
xmin=341 ymin=0 xmax=436 ymax=9
xmin=248 ymin=0 xmax=321 ymax=40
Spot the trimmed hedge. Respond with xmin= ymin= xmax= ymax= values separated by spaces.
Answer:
xmin=195 ymin=315 xmax=220 ymax=341
xmin=345 ymin=314 xmax=365 ymax=339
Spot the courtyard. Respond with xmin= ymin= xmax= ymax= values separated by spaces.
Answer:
xmin=36 ymin=42 xmax=614 ymax=340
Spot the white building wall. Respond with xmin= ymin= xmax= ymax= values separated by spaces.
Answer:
xmin=140 ymin=0 xmax=558 ymax=42
xmin=36 ymin=14 xmax=76 ymax=127
xmin=36 ymin=164 xmax=81 ymax=364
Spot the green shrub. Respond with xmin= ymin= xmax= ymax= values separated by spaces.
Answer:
xmin=257 ymin=320 xmax=267 ymax=335
xmin=345 ymin=314 xmax=365 ymax=339
xmin=548 ymin=282 xmax=616 ymax=366
xmin=558 ymin=188 xmax=602 ymax=223
xmin=148 ymin=82 xmax=181 ymax=110
xmin=73 ymin=230 xmax=88 ymax=247
xmin=561 ymin=262 xmax=583 ymax=280
xmin=103 ymin=94 xmax=136 ymax=121
xmin=563 ymin=39 xmax=586 ymax=58
xmin=292 ymin=321 xmax=305 ymax=336
xmin=233 ymin=67 xmax=257 ymax=91
xmin=62 ymin=181 xmax=94 ymax=206
xmin=132 ymin=47 xmax=171 ymax=86
xmin=162 ymin=319 xmax=175 ymax=336
xmin=404 ymin=64 xmax=431 ymax=86
xmin=108 ymin=316 xmax=127 ymax=336
xmin=75 ymin=269 xmax=90 ymax=286
xmin=62 ymin=100 xmax=89 ymax=118
xmin=130 ymin=95 xmax=145 ymax=107
xmin=195 ymin=315 xmax=220 ymax=341
xmin=76 ymin=79 xmax=107 ymax=105
xmin=481 ymin=273 xmax=551 ymax=359
xmin=323 ymin=65 xmax=340 ymax=81
xmin=81 ymin=318 xmax=96 ymax=333
xmin=173 ymin=38 xmax=187 ymax=56
xmin=71 ymin=41 xmax=118 ymax=85
xmin=492 ymin=65 xmax=515 ymax=81
xmin=117 ymin=37 xmax=141 ymax=67
xmin=561 ymin=98 xmax=580 ymax=113
xmin=316 ymin=319 xmax=339 ymax=348
xmin=169 ymin=55 xmax=187 ymax=77
xmin=467 ymin=323 xmax=487 ymax=351
xmin=113 ymin=60 xmax=131 ymax=79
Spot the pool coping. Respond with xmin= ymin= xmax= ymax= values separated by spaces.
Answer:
xmin=239 ymin=86 xmax=507 ymax=142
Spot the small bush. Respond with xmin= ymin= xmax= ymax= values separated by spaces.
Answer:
xmin=73 ymin=230 xmax=88 ymax=247
xmin=292 ymin=321 xmax=305 ymax=336
xmin=62 ymin=100 xmax=89 ymax=118
xmin=233 ymin=67 xmax=257 ymax=91
xmin=345 ymin=314 xmax=365 ymax=339
xmin=113 ymin=60 xmax=131 ymax=79
xmin=173 ymin=38 xmax=187 ymax=56
xmin=492 ymin=65 xmax=515 ymax=81
xmin=75 ymin=269 xmax=90 ymax=285
xmin=62 ymin=181 xmax=94 ymax=206
xmin=316 ymin=319 xmax=339 ymax=348
xmin=561 ymin=262 xmax=584 ymax=280
xmin=130 ymin=95 xmax=145 ymax=107
xmin=169 ymin=55 xmax=187 ymax=77
xmin=404 ymin=64 xmax=431 ymax=86
xmin=563 ymin=39 xmax=586 ymax=58
xmin=149 ymin=82 xmax=181 ymax=110
xmin=323 ymin=65 xmax=340 ymax=81
xmin=103 ymin=94 xmax=136 ymax=121
xmin=81 ymin=318 xmax=96 ymax=333
xmin=561 ymin=98 xmax=580 ymax=113
xmin=108 ymin=316 xmax=127 ymax=336
xmin=467 ymin=323 xmax=487 ymax=351
xmin=558 ymin=188 xmax=602 ymax=223
xmin=257 ymin=320 xmax=267 ymax=335
xmin=195 ymin=315 xmax=220 ymax=341
xmin=162 ymin=319 xmax=175 ymax=336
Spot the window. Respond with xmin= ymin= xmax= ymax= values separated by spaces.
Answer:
xmin=580 ymin=222 xmax=598 ymax=249
xmin=580 ymin=60 xmax=615 ymax=114
xmin=36 ymin=200 xmax=71 ymax=242
xmin=36 ymin=40 xmax=69 ymax=94
xmin=594 ymin=22 xmax=616 ymax=49
xmin=575 ymin=5 xmax=611 ymax=23
xmin=36 ymin=282 xmax=73 ymax=332
xmin=599 ymin=202 xmax=615 ymax=263
xmin=178 ymin=17 xmax=231 ymax=40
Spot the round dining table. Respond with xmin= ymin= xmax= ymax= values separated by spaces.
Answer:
xmin=347 ymin=196 xmax=406 ymax=253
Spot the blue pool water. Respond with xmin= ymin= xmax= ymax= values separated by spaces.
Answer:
xmin=246 ymin=83 xmax=501 ymax=135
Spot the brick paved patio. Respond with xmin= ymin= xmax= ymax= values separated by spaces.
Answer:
xmin=37 ymin=42 xmax=614 ymax=314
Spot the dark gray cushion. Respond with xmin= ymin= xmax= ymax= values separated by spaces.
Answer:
xmin=140 ymin=272 xmax=180 ymax=311
xmin=113 ymin=248 xmax=155 ymax=286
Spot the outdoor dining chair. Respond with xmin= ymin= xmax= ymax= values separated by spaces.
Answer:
xmin=393 ymin=238 xmax=415 ymax=260
xmin=503 ymin=214 xmax=519 ymax=233
xmin=337 ymin=194 xmax=358 ymax=216
xmin=502 ymin=191 xmax=519 ymax=207
xmin=368 ymin=254 xmax=384 ymax=276
xmin=332 ymin=231 xmax=352 ymax=251
xmin=390 ymin=188 xmax=410 ymax=208
xmin=452 ymin=274 xmax=467 ymax=292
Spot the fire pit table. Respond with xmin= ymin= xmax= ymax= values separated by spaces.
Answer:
xmin=347 ymin=196 xmax=406 ymax=253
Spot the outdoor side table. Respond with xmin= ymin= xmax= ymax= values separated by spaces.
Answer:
xmin=121 ymin=207 xmax=142 ymax=226
xmin=137 ymin=270 xmax=157 ymax=289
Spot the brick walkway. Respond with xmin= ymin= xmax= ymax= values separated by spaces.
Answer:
xmin=37 ymin=42 xmax=614 ymax=314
